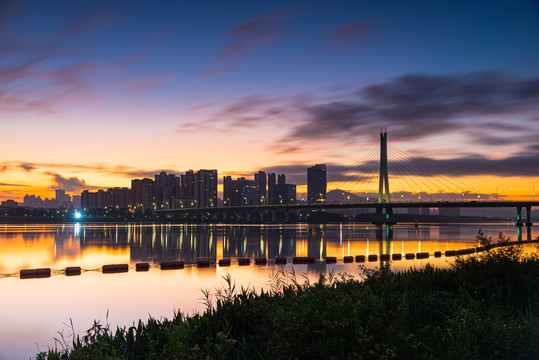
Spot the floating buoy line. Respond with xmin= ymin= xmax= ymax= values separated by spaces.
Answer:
xmin=1 ymin=239 xmax=537 ymax=280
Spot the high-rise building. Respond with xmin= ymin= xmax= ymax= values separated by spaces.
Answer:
xmin=195 ymin=169 xmax=217 ymax=208
xmin=223 ymin=176 xmax=233 ymax=206
xmin=155 ymin=171 xmax=180 ymax=209
xmin=131 ymin=178 xmax=155 ymax=211
xmin=72 ymin=195 xmax=81 ymax=208
xmin=274 ymin=183 xmax=296 ymax=204
xmin=254 ymin=171 xmax=266 ymax=205
xmin=223 ymin=177 xmax=258 ymax=206
xmin=307 ymin=164 xmax=327 ymax=204
xmin=81 ymin=190 xmax=97 ymax=210
xmin=278 ymin=174 xmax=286 ymax=185
xmin=131 ymin=179 xmax=142 ymax=210
xmin=268 ymin=173 xmax=276 ymax=205
xmin=180 ymin=170 xmax=195 ymax=199
xmin=55 ymin=188 xmax=70 ymax=203
xmin=141 ymin=178 xmax=155 ymax=211
xmin=96 ymin=189 xmax=108 ymax=209
xmin=107 ymin=187 xmax=130 ymax=209
xmin=1 ymin=199 xmax=18 ymax=208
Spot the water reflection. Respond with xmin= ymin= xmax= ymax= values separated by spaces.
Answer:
xmin=1 ymin=223 xmax=537 ymax=274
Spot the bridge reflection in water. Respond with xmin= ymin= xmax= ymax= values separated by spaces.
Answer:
xmin=2 ymin=222 xmax=537 ymax=276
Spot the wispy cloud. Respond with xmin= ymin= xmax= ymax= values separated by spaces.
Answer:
xmin=0 ymin=160 xmax=185 ymax=180
xmin=0 ymin=5 xmax=115 ymax=115
xmin=0 ymin=182 xmax=27 ymax=187
xmin=309 ymin=20 xmax=375 ymax=55
xmin=193 ymin=71 xmax=539 ymax=153
xmin=116 ymin=74 xmax=176 ymax=92
xmin=204 ymin=5 xmax=296 ymax=77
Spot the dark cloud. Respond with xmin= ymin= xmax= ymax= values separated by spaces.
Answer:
xmin=388 ymin=153 xmax=539 ymax=178
xmin=48 ymin=173 xmax=91 ymax=192
xmin=197 ymin=71 xmax=539 ymax=149
xmin=19 ymin=162 xmax=34 ymax=171
xmin=291 ymin=72 xmax=539 ymax=142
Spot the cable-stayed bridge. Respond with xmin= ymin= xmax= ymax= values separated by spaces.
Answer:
xmin=158 ymin=131 xmax=538 ymax=238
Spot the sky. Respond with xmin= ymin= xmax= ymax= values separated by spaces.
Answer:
xmin=1 ymin=0 xmax=539 ymax=201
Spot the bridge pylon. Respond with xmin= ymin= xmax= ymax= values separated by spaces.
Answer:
xmin=375 ymin=129 xmax=395 ymax=224
xmin=378 ymin=129 xmax=390 ymax=203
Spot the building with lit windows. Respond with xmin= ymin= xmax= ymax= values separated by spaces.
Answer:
xmin=307 ymin=164 xmax=327 ymax=204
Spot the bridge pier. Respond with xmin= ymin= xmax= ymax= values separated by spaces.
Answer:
xmin=284 ymin=211 xmax=290 ymax=223
xmin=246 ymin=211 xmax=251 ymax=223
xmin=373 ymin=207 xmax=396 ymax=225
xmin=271 ymin=210 xmax=277 ymax=223
xmin=516 ymin=206 xmax=523 ymax=226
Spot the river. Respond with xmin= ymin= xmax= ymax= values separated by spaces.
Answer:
xmin=0 ymin=222 xmax=537 ymax=360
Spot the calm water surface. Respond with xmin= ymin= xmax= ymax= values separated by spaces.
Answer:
xmin=1 ymin=222 xmax=537 ymax=360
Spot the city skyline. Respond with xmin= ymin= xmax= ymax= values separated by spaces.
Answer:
xmin=1 ymin=0 xmax=539 ymax=201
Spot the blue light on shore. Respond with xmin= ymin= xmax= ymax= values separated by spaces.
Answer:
xmin=74 ymin=211 xmax=82 ymax=220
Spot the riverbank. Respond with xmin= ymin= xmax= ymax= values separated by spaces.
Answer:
xmin=36 ymin=233 xmax=538 ymax=360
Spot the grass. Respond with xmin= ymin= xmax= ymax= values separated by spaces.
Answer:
xmin=37 ymin=232 xmax=539 ymax=360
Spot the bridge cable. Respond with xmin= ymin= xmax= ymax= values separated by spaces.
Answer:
xmin=387 ymin=147 xmax=466 ymax=198
xmin=388 ymin=145 xmax=478 ymax=195
xmin=325 ymin=146 xmax=379 ymax=193
xmin=312 ymin=145 xmax=379 ymax=200
xmin=342 ymin=150 xmax=381 ymax=195
xmin=386 ymin=154 xmax=433 ymax=201
xmin=387 ymin=147 xmax=456 ymax=201
xmin=349 ymin=157 xmax=380 ymax=196
xmin=340 ymin=148 xmax=381 ymax=196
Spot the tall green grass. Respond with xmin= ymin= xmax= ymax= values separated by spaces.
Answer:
xmin=38 ymin=233 xmax=539 ymax=360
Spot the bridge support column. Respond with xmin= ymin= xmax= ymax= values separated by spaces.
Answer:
xmin=385 ymin=207 xmax=395 ymax=224
xmin=222 ymin=211 xmax=227 ymax=223
xmin=284 ymin=211 xmax=290 ymax=223
xmin=526 ymin=206 xmax=532 ymax=241
xmin=246 ymin=211 xmax=251 ymax=223
xmin=374 ymin=207 xmax=384 ymax=225
xmin=199 ymin=212 xmax=204 ymax=222
xmin=259 ymin=212 xmax=264 ymax=223
xmin=516 ymin=206 xmax=523 ymax=226
xmin=272 ymin=210 xmax=277 ymax=223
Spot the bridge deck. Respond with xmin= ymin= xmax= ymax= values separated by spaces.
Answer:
xmin=156 ymin=201 xmax=539 ymax=214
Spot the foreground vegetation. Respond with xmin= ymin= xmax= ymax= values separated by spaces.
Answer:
xmin=38 ymin=233 xmax=539 ymax=360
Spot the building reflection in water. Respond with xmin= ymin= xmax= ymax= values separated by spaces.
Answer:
xmin=36 ymin=222 xmax=477 ymax=270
